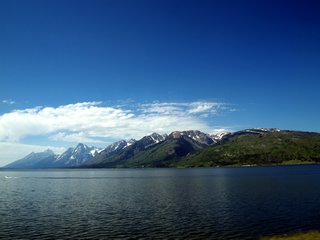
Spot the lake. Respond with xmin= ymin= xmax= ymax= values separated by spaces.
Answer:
xmin=1 ymin=165 xmax=320 ymax=239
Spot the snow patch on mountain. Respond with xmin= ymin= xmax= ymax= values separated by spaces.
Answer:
xmin=142 ymin=133 xmax=167 ymax=148
xmin=169 ymin=130 xmax=217 ymax=145
xmin=54 ymin=143 xmax=102 ymax=167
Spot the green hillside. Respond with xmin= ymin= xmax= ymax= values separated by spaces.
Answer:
xmin=177 ymin=131 xmax=320 ymax=167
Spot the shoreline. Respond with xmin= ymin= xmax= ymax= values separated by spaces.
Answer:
xmin=1 ymin=162 xmax=319 ymax=170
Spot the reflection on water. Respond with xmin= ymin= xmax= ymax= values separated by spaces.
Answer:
xmin=1 ymin=166 xmax=320 ymax=239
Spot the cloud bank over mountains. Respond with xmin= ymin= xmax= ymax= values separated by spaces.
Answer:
xmin=0 ymin=101 xmax=231 ymax=144
xmin=0 ymin=101 xmax=232 ymax=165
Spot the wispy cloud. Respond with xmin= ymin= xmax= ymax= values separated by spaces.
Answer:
xmin=0 ymin=101 xmax=233 ymax=144
xmin=1 ymin=99 xmax=15 ymax=105
xmin=140 ymin=101 xmax=225 ymax=115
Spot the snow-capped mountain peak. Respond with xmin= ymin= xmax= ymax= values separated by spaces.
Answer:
xmin=105 ymin=140 xmax=134 ymax=153
xmin=55 ymin=143 xmax=101 ymax=167
xmin=141 ymin=133 xmax=167 ymax=148
xmin=150 ymin=133 xmax=166 ymax=143
xmin=126 ymin=139 xmax=136 ymax=147
xmin=252 ymin=128 xmax=281 ymax=132
xmin=169 ymin=130 xmax=216 ymax=145
xmin=210 ymin=132 xmax=230 ymax=141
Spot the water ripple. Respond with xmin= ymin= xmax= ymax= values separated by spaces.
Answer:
xmin=0 ymin=166 xmax=320 ymax=239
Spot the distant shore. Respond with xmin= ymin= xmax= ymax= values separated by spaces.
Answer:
xmin=1 ymin=161 xmax=319 ymax=170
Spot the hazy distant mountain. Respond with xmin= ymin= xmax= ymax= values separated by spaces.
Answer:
xmin=4 ymin=149 xmax=57 ymax=169
xmin=4 ymin=143 xmax=102 ymax=169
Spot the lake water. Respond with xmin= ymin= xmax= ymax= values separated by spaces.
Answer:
xmin=1 ymin=165 xmax=320 ymax=239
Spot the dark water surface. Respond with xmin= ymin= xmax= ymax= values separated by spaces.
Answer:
xmin=1 ymin=165 xmax=320 ymax=239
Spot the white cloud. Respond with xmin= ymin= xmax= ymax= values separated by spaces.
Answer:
xmin=140 ymin=101 xmax=225 ymax=115
xmin=0 ymin=142 xmax=65 ymax=167
xmin=211 ymin=128 xmax=231 ymax=134
xmin=0 ymin=101 xmax=230 ymax=145
xmin=187 ymin=102 xmax=221 ymax=114
xmin=1 ymin=99 xmax=15 ymax=105
xmin=50 ymin=132 xmax=105 ymax=143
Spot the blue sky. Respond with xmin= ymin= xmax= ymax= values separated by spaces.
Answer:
xmin=0 ymin=0 xmax=319 ymax=164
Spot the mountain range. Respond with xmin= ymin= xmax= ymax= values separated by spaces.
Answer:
xmin=5 ymin=143 xmax=102 ymax=169
xmin=4 ymin=129 xmax=320 ymax=169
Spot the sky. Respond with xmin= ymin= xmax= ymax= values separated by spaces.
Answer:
xmin=0 ymin=0 xmax=319 ymax=165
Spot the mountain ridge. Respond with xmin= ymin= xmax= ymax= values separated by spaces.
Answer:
xmin=4 ymin=143 xmax=101 ymax=169
xmin=4 ymin=129 xmax=320 ymax=169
